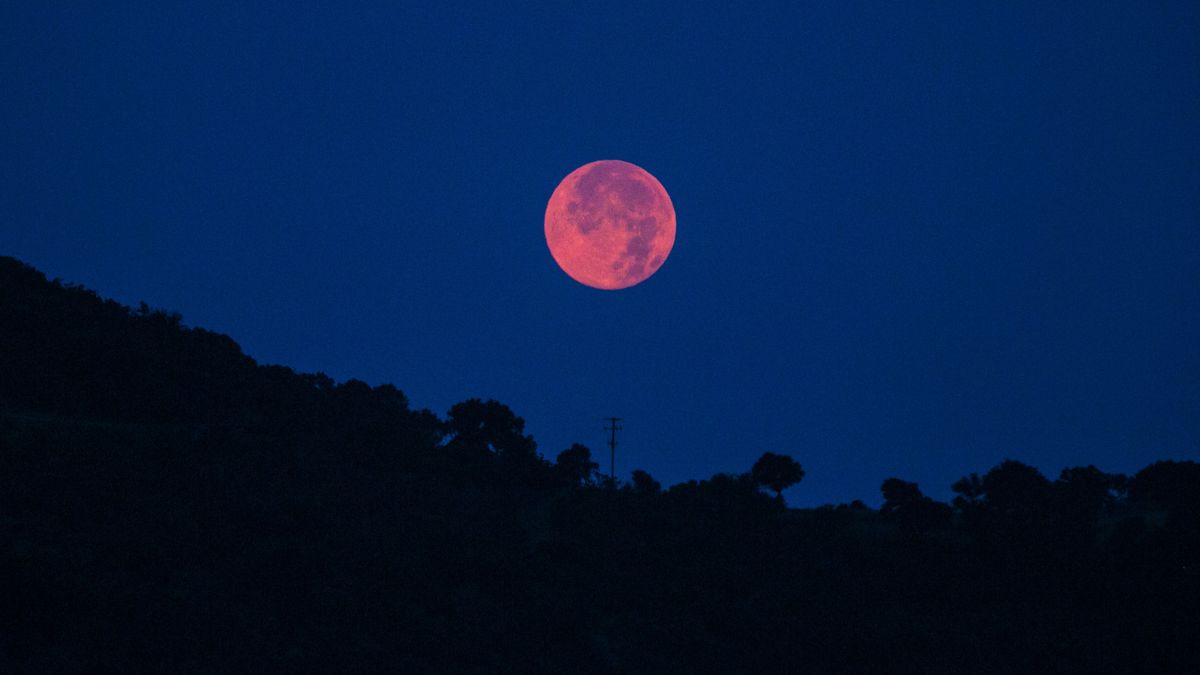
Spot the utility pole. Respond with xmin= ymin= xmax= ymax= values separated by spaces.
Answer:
xmin=603 ymin=417 xmax=622 ymax=480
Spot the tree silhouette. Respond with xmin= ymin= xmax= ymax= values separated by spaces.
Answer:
xmin=950 ymin=472 xmax=983 ymax=512
xmin=750 ymin=452 xmax=804 ymax=499
xmin=981 ymin=460 xmax=1052 ymax=519
xmin=880 ymin=478 xmax=952 ymax=537
xmin=1048 ymin=465 xmax=1127 ymax=561
xmin=630 ymin=469 xmax=661 ymax=495
xmin=1055 ymin=465 xmax=1125 ymax=519
xmin=880 ymin=477 xmax=923 ymax=511
xmin=555 ymin=443 xmax=598 ymax=486
xmin=444 ymin=398 xmax=537 ymax=459
xmin=1128 ymin=460 xmax=1200 ymax=513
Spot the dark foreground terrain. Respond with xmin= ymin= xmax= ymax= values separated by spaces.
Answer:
xmin=1 ymin=256 xmax=1197 ymax=672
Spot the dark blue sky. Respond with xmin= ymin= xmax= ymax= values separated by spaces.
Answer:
xmin=3 ymin=3 xmax=1198 ymax=504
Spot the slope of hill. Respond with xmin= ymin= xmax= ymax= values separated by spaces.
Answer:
xmin=1 ymin=256 xmax=1197 ymax=672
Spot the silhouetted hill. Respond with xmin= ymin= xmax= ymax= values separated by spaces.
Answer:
xmin=1 ymin=256 xmax=1197 ymax=672
xmin=1 ymin=255 xmax=439 ymax=439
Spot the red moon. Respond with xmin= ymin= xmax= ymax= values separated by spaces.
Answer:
xmin=544 ymin=160 xmax=676 ymax=290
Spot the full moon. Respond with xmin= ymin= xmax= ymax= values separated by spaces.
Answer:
xmin=544 ymin=160 xmax=676 ymax=290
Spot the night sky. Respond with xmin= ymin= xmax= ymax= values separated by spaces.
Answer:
xmin=3 ymin=3 xmax=1197 ymax=505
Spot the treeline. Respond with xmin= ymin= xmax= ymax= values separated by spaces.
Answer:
xmin=1 ymin=255 xmax=1197 ymax=672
